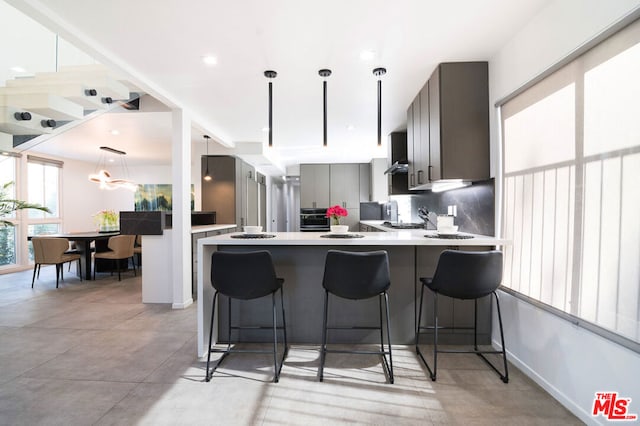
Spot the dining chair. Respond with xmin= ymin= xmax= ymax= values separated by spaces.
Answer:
xmin=93 ymin=234 xmax=136 ymax=281
xmin=416 ymin=249 xmax=508 ymax=383
xmin=206 ymin=250 xmax=288 ymax=383
xmin=319 ymin=249 xmax=394 ymax=384
xmin=31 ymin=237 xmax=82 ymax=288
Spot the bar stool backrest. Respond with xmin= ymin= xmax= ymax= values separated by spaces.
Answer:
xmin=430 ymin=250 xmax=503 ymax=300
xmin=322 ymin=250 xmax=390 ymax=300
xmin=210 ymin=250 xmax=279 ymax=300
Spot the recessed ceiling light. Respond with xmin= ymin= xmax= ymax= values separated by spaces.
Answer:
xmin=108 ymin=158 xmax=115 ymax=163
xmin=10 ymin=66 xmax=26 ymax=73
xmin=110 ymin=129 xmax=120 ymax=135
xmin=202 ymin=55 xmax=218 ymax=66
xmin=360 ymin=50 xmax=375 ymax=61
xmin=347 ymin=124 xmax=355 ymax=131
xmin=261 ymin=127 xmax=270 ymax=132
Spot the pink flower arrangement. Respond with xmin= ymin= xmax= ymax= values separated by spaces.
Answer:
xmin=326 ymin=205 xmax=348 ymax=225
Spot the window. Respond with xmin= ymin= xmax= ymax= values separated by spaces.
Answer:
xmin=0 ymin=155 xmax=17 ymax=267
xmin=26 ymin=156 xmax=62 ymax=261
xmin=501 ymin=19 xmax=640 ymax=345
xmin=27 ymin=156 xmax=61 ymax=219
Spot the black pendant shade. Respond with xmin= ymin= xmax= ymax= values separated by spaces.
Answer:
xmin=319 ymin=69 xmax=332 ymax=146
xmin=203 ymin=135 xmax=212 ymax=181
xmin=373 ymin=67 xmax=387 ymax=146
xmin=264 ymin=70 xmax=277 ymax=147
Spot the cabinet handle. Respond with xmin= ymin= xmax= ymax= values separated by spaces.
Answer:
xmin=428 ymin=166 xmax=432 ymax=182
xmin=417 ymin=170 xmax=423 ymax=185
xmin=342 ymin=201 xmax=346 ymax=208
xmin=410 ymin=173 xmax=415 ymax=187
xmin=313 ymin=201 xmax=316 ymax=208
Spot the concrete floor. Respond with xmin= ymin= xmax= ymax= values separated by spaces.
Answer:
xmin=0 ymin=265 xmax=581 ymax=425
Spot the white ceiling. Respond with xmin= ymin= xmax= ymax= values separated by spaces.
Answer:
xmin=8 ymin=0 xmax=552 ymax=170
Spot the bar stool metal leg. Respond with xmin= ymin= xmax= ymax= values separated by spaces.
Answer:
xmin=415 ymin=283 xmax=435 ymax=380
xmin=433 ymin=292 xmax=439 ymax=380
xmin=205 ymin=291 xmax=219 ymax=382
xmin=319 ymin=290 xmax=329 ymax=382
xmin=272 ymin=292 xmax=279 ymax=383
xmin=383 ymin=291 xmax=394 ymax=384
xmin=495 ymin=292 xmax=509 ymax=383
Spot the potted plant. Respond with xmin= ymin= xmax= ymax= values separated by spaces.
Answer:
xmin=93 ymin=210 xmax=119 ymax=232
xmin=326 ymin=205 xmax=349 ymax=234
xmin=0 ymin=182 xmax=51 ymax=226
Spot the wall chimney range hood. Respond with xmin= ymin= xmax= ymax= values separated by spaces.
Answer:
xmin=384 ymin=160 xmax=408 ymax=174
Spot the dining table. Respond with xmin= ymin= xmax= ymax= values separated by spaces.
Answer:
xmin=29 ymin=231 xmax=120 ymax=280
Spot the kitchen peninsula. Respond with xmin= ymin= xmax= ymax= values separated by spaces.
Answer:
xmin=196 ymin=230 xmax=507 ymax=357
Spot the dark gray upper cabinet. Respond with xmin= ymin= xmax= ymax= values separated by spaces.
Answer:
xmin=408 ymin=62 xmax=489 ymax=189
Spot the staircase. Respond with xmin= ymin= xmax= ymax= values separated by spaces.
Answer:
xmin=0 ymin=64 xmax=136 ymax=152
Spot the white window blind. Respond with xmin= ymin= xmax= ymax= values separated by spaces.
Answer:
xmin=501 ymin=18 xmax=640 ymax=345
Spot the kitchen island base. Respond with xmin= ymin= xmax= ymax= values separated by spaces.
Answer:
xmin=197 ymin=233 xmax=500 ymax=357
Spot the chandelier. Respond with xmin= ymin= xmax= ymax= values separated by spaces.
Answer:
xmin=88 ymin=146 xmax=136 ymax=191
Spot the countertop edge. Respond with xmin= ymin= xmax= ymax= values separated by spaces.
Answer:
xmin=198 ymin=231 xmax=509 ymax=246
xmin=191 ymin=224 xmax=237 ymax=234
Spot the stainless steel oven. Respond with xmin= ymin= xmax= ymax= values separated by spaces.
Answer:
xmin=300 ymin=208 xmax=330 ymax=232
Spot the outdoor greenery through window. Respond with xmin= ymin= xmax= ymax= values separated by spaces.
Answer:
xmin=500 ymin=19 xmax=640 ymax=344
xmin=0 ymin=155 xmax=17 ymax=266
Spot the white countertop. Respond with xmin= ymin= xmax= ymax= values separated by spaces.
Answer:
xmin=198 ymin=230 xmax=507 ymax=246
xmin=191 ymin=224 xmax=237 ymax=234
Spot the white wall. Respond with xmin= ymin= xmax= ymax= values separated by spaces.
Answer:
xmin=489 ymin=1 xmax=640 ymax=424
xmin=61 ymin=156 xmax=171 ymax=232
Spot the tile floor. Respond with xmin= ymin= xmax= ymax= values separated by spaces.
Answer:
xmin=0 ymin=265 xmax=582 ymax=425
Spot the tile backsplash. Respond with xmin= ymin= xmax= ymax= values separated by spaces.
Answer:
xmin=391 ymin=179 xmax=495 ymax=235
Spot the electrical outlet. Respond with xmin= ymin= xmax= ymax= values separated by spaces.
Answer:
xmin=447 ymin=205 xmax=457 ymax=217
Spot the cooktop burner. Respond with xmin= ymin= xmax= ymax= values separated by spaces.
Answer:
xmin=382 ymin=221 xmax=425 ymax=229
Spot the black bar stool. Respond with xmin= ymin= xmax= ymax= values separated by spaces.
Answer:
xmin=319 ymin=250 xmax=394 ymax=384
xmin=205 ymin=250 xmax=288 ymax=383
xmin=416 ymin=249 xmax=508 ymax=383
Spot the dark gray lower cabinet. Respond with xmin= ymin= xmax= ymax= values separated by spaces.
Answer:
xmin=214 ymin=244 xmax=493 ymax=344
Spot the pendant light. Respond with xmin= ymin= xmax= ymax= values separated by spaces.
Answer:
xmin=203 ymin=135 xmax=212 ymax=181
xmin=264 ymin=70 xmax=277 ymax=147
xmin=319 ymin=69 xmax=332 ymax=146
xmin=373 ymin=67 xmax=387 ymax=146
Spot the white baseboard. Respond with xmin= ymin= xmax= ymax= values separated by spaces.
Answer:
xmin=172 ymin=298 xmax=193 ymax=309
xmin=492 ymin=339 xmax=596 ymax=425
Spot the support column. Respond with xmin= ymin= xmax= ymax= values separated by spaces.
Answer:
xmin=171 ymin=108 xmax=193 ymax=309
